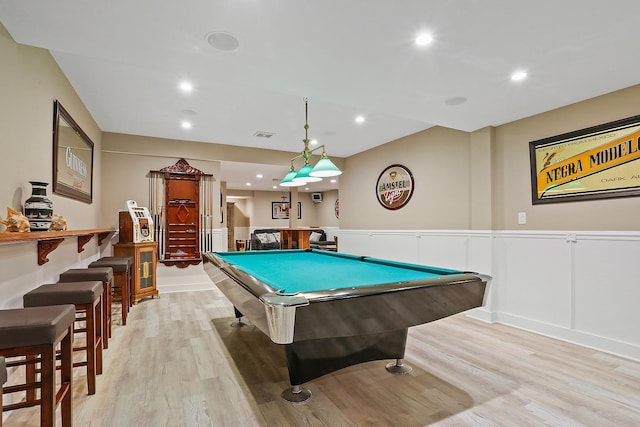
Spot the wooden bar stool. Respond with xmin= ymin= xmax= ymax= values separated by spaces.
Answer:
xmin=59 ymin=267 xmax=113 ymax=349
xmin=94 ymin=256 xmax=134 ymax=307
xmin=0 ymin=305 xmax=75 ymax=427
xmin=1 ymin=356 xmax=6 ymax=427
xmin=88 ymin=257 xmax=132 ymax=325
xmin=24 ymin=281 xmax=103 ymax=395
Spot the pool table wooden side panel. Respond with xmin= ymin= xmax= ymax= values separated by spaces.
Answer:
xmin=292 ymin=280 xmax=487 ymax=341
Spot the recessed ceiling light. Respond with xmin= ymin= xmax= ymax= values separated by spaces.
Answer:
xmin=415 ymin=33 xmax=433 ymax=46
xmin=511 ymin=70 xmax=528 ymax=81
xmin=272 ymin=185 xmax=277 ymax=189
xmin=355 ymin=115 xmax=365 ymax=124
xmin=181 ymin=121 xmax=192 ymax=129
xmin=310 ymin=139 xmax=318 ymax=146
xmin=330 ymin=179 xmax=337 ymax=183
xmin=304 ymin=187 xmax=310 ymax=191
xmin=205 ymin=31 xmax=240 ymax=51
xmin=179 ymin=81 xmax=193 ymax=93
xmin=256 ymin=174 xmax=263 ymax=179
xmin=245 ymin=182 xmax=251 ymax=186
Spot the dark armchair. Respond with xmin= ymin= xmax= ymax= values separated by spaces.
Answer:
xmin=309 ymin=229 xmax=336 ymax=249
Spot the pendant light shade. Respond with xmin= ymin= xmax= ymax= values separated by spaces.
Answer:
xmin=309 ymin=155 xmax=343 ymax=177
xmin=280 ymin=168 xmax=305 ymax=187
xmin=293 ymin=164 xmax=323 ymax=182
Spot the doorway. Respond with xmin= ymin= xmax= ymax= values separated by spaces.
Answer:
xmin=226 ymin=202 xmax=235 ymax=250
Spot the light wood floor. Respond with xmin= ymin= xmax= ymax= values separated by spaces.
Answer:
xmin=3 ymin=289 xmax=640 ymax=426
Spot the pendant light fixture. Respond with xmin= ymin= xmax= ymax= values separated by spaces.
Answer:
xmin=280 ymin=98 xmax=342 ymax=187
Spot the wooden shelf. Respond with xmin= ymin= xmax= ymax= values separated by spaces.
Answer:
xmin=0 ymin=228 xmax=115 ymax=265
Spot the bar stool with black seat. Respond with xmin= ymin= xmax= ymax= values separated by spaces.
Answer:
xmin=93 ymin=256 xmax=134 ymax=305
xmin=23 ymin=281 xmax=103 ymax=396
xmin=88 ymin=256 xmax=132 ymax=326
xmin=1 ymin=356 xmax=6 ymax=427
xmin=58 ymin=267 xmax=113 ymax=349
xmin=0 ymin=305 xmax=75 ymax=427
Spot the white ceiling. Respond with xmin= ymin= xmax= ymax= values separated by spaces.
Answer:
xmin=2 ymin=1 xmax=640 ymax=191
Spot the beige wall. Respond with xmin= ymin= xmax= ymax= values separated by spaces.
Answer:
xmin=102 ymin=132 xmax=345 ymax=230
xmin=232 ymin=199 xmax=250 ymax=227
xmin=101 ymin=133 xmax=222 ymax=228
xmin=494 ymin=85 xmax=640 ymax=230
xmin=227 ymin=189 xmax=339 ymax=229
xmin=312 ymin=189 xmax=339 ymax=227
xmin=340 ymin=85 xmax=640 ymax=232
xmin=0 ymin=24 xmax=102 ymax=230
xmin=470 ymin=127 xmax=494 ymax=229
xmin=0 ymin=24 xmax=106 ymax=311
xmin=340 ymin=126 xmax=471 ymax=230
xmin=248 ymin=190 xmax=318 ymax=228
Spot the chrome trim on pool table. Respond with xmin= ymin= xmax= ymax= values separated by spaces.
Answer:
xmin=260 ymin=293 xmax=309 ymax=344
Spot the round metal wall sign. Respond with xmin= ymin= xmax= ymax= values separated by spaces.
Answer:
xmin=375 ymin=164 xmax=415 ymax=210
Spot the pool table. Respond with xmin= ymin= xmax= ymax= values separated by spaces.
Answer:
xmin=204 ymin=249 xmax=489 ymax=402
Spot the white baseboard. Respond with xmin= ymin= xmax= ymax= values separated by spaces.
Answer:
xmin=156 ymin=263 xmax=214 ymax=294
xmin=496 ymin=312 xmax=640 ymax=362
xmin=158 ymin=281 xmax=214 ymax=294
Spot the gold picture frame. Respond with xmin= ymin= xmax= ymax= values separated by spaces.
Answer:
xmin=530 ymin=115 xmax=640 ymax=204
xmin=52 ymin=100 xmax=94 ymax=203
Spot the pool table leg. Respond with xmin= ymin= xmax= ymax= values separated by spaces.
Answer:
xmin=281 ymin=328 xmax=409 ymax=403
xmin=230 ymin=306 xmax=248 ymax=328
xmin=281 ymin=385 xmax=312 ymax=404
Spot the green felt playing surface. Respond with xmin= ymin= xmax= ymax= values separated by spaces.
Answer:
xmin=214 ymin=250 xmax=461 ymax=294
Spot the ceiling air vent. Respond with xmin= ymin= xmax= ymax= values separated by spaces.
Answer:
xmin=254 ymin=131 xmax=275 ymax=138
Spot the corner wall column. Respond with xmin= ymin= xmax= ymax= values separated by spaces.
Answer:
xmin=288 ymin=188 xmax=299 ymax=229
xmin=469 ymin=126 xmax=494 ymax=230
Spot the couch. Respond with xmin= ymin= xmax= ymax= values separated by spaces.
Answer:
xmin=308 ymin=229 xmax=336 ymax=249
xmin=250 ymin=229 xmax=281 ymax=250
xmin=250 ymin=228 xmax=335 ymax=250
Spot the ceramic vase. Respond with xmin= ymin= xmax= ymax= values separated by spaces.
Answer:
xmin=24 ymin=181 xmax=53 ymax=231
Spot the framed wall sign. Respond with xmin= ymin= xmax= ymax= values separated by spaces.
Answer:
xmin=272 ymin=202 xmax=302 ymax=219
xmin=376 ymin=164 xmax=415 ymax=210
xmin=52 ymin=100 xmax=94 ymax=203
xmin=530 ymin=115 xmax=640 ymax=204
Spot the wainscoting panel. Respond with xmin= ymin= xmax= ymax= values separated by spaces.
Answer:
xmin=497 ymin=232 xmax=573 ymax=330
xmin=573 ymin=235 xmax=640 ymax=345
xmin=214 ymin=228 xmax=228 ymax=252
xmin=338 ymin=229 xmax=640 ymax=361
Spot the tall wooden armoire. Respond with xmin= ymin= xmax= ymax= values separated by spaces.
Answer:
xmin=154 ymin=159 xmax=209 ymax=268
